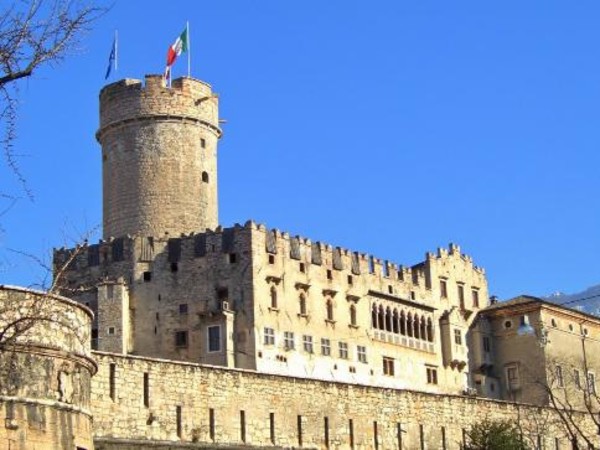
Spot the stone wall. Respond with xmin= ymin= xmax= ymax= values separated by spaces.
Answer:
xmin=91 ymin=351 xmax=592 ymax=450
xmin=0 ymin=285 xmax=97 ymax=450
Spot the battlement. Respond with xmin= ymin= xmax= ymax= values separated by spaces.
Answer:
xmin=425 ymin=242 xmax=485 ymax=275
xmin=97 ymin=74 xmax=221 ymax=142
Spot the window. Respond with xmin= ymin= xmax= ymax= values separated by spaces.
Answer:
xmin=504 ymin=320 xmax=513 ymax=329
xmin=506 ymin=365 xmax=520 ymax=390
xmin=268 ymin=254 xmax=275 ymax=264
xmin=326 ymin=269 xmax=333 ymax=280
xmin=179 ymin=304 xmax=188 ymax=315
xmin=299 ymin=262 xmax=305 ymax=273
xmin=388 ymin=285 xmax=393 ymax=294
xmin=170 ymin=262 xmax=178 ymax=272
xmin=299 ymin=294 xmax=307 ymax=316
xmin=229 ymin=253 xmax=238 ymax=264
xmin=270 ymin=287 xmax=278 ymax=309
xmin=107 ymin=326 xmax=115 ymax=335
xmin=202 ymin=171 xmax=209 ymax=183
xmin=284 ymin=332 xmax=295 ymax=350
xmin=383 ymin=357 xmax=395 ymax=376
xmin=303 ymin=335 xmax=314 ymax=353
xmin=574 ymin=369 xmax=581 ymax=389
xmin=457 ymin=284 xmax=465 ymax=308
xmin=588 ymin=372 xmax=596 ymax=394
xmin=326 ymin=299 xmax=334 ymax=321
xmin=201 ymin=138 xmax=206 ymax=148
xmin=143 ymin=271 xmax=152 ymax=282
xmin=339 ymin=342 xmax=349 ymax=359
xmin=426 ymin=367 xmax=438 ymax=384
xmin=440 ymin=279 xmax=448 ymax=298
xmin=264 ymin=327 xmax=275 ymax=345
xmin=208 ymin=326 xmax=221 ymax=352
xmin=357 ymin=345 xmax=367 ymax=363
xmin=410 ymin=291 xmax=416 ymax=300
xmin=349 ymin=304 xmax=357 ymax=326
xmin=175 ymin=330 xmax=188 ymax=348
xmin=454 ymin=329 xmax=462 ymax=345
xmin=347 ymin=275 xmax=353 ymax=285
xmin=472 ymin=289 xmax=479 ymax=308
xmin=555 ymin=365 xmax=564 ymax=388
xmin=321 ymin=338 xmax=331 ymax=356
xmin=483 ymin=337 xmax=491 ymax=353
xmin=551 ymin=318 xmax=557 ymax=327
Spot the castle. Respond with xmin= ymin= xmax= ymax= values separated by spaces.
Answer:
xmin=0 ymin=74 xmax=599 ymax=449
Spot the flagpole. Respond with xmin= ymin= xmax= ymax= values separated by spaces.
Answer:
xmin=114 ymin=29 xmax=118 ymax=72
xmin=187 ymin=21 xmax=191 ymax=77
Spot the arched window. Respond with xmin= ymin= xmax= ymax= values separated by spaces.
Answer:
xmin=350 ymin=304 xmax=357 ymax=326
xmin=202 ymin=171 xmax=209 ymax=183
xmin=400 ymin=311 xmax=406 ymax=335
xmin=392 ymin=309 xmax=399 ymax=334
xmin=371 ymin=304 xmax=378 ymax=328
xmin=427 ymin=318 xmax=434 ymax=342
xmin=385 ymin=307 xmax=392 ymax=332
xmin=326 ymin=299 xmax=334 ymax=321
xmin=378 ymin=305 xmax=385 ymax=330
xmin=299 ymin=293 xmax=307 ymax=315
xmin=407 ymin=313 xmax=413 ymax=337
xmin=414 ymin=314 xmax=420 ymax=339
xmin=270 ymin=286 xmax=277 ymax=309
xmin=420 ymin=317 xmax=427 ymax=341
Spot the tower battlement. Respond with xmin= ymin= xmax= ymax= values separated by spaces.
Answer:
xmin=98 ymin=75 xmax=221 ymax=240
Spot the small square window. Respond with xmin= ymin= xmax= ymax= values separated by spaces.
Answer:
xmin=179 ymin=304 xmax=188 ymax=315
xmin=284 ymin=331 xmax=295 ymax=350
xmin=357 ymin=345 xmax=367 ymax=363
xmin=175 ymin=330 xmax=188 ymax=348
xmin=143 ymin=271 xmax=152 ymax=282
xmin=107 ymin=327 xmax=115 ymax=335
xmin=339 ymin=342 xmax=348 ymax=359
xmin=229 ymin=253 xmax=238 ymax=264
xmin=264 ymin=327 xmax=275 ymax=345
xmin=303 ymin=335 xmax=314 ymax=354
xmin=268 ymin=254 xmax=275 ymax=264
xmin=170 ymin=262 xmax=178 ymax=272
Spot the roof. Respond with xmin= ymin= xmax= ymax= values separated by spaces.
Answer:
xmin=482 ymin=294 xmax=600 ymax=322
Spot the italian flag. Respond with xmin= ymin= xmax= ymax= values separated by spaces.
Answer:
xmin=165 ymin=26 xmax=188 ymax=78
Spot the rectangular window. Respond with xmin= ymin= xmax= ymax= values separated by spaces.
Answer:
xmin=483 ymin=336 xmax=491 ymax=353
xmin=109 ymin=363 xmax=116 ymax=401
xmin=284 ymin=331 xmax=295 ymax=350
xmin=339 ymin=342 xmax=349 ymax=359
xmin=458 ymin=284 xmax=465 ymax=308
xmin=175 ymin=330 xmax=188 ymax=348
xmin=506 ymin=365 xmax=520 ymax=390
xmin=574 ymin=369 xmax=581 ymax=389
xmin=240 ymin=410 xmax=246 ymax=443
xmin=472 ymin=289 xmax=480 ymax=308
xmin=143 ymin=372 xmax=149 ymax=407
xmin=426 ymin=367 xmax=438 ymax=384
xmin=357 ymin=345 xmax=367 ymax=363
xmin=321 ymin=338 xmax=331 ymax=356
xmin=179 ymin=303 xmax=188 ymax=315
xmin=440 ymin=279 xmax=447 ymax=298
xmin=454 ymin=329 xmax=462 ymax=345
xmin=176 ymin=406 xmax=182 ymax=438
xmin=556 ymin=365 xmax=564 ymax=388
xmin=264 ymin=327 xmax=275 ymax=345
xmin=303 ymin=335 xmax=314 ymax=354
xmin=588 ymin=372 xmax=596 ymax=394
xmin=209 ymin=408 xmax=215 ymax=441
xmin=383 ymin=357 xmax=395 ymax=376
xmin=208 ymin=326 xmax=221 ymax=352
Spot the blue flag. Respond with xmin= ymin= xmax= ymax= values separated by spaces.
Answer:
xmin=105 ymin=38 xmax=116 ymax=79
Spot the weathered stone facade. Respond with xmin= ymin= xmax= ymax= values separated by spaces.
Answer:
xmin=0 ymin=286 xmax=96 ymax=450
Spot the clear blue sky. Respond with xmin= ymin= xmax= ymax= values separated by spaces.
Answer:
xmin=1 ymin=1 xmax=599 ymax=300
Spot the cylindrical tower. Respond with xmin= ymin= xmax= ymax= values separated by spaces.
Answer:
xmin=97 ymin=75 xmax=222 ymax=239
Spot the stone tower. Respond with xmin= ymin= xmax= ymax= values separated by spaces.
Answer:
xmin=97 ymin=75 xmax=221 ymax=239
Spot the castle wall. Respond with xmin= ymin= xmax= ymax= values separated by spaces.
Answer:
xmin=90 ymin=351 xmax=591 ymax=450
xmin=98 ymin=75 xmax=221 ymax=239
xmin=0 ymin=286 xmax=97 ymax=450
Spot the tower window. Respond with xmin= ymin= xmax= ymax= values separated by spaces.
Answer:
xmin=201 ymin=138 xmax=206 ymax=148
xmin=202 ymin=171 xmax=209 ymax=183
xmin=175 ymin=331 xmax=188 ymax=348
xmin=143 ymin=271 xmax=152 ymax=282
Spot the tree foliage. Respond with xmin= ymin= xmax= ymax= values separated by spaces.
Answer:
xmin=465 ymin=419 xmax=529 ymax=450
